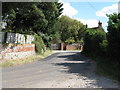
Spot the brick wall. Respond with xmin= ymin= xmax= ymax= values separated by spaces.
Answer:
xmin=0 ymin=32 xmax=36 ymax=60
xmin=59 ymin=43 xmax=83 ymax=50
xmin=66 ymin=44 xmax=81 ymax=50
xmin=0 ymin=44 xmax=35 ymax=60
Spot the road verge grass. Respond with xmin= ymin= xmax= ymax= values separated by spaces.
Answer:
xmin=0 ymin=50 xmax=53 ymax=67
xmin=82 ymin=52 xmax=119 ymax=82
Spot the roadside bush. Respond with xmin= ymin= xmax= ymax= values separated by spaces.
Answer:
xmin=91 ymin=30 xmax=106 ymax=55
xmin=33 ymin=35 xmax=46 ymax=54
xmin=107 ymin=13 xmax=120 ymax=64
xmin=82 ymin=32 xmax=92 ymax=54
xmin=99 ymin=40 xmax=108 ymax=56
xmin=82 ymin=13 xmax=120 ymax=81
xmin=83 ymin=29 xmax=106 ymax=56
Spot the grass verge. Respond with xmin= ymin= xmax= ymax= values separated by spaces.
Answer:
xmin=82 ymin=52 xmax=120 ymax=82
xmin=95 ymin=57 xmax=119 ymax=81
xmin=0 ymin=50 xmax=53 ymax=67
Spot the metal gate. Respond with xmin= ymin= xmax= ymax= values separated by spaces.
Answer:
xmin=51 ymin=43 xmax=61 ymax=50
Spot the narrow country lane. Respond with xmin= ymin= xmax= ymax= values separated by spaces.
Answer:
xmin=2 ymin=51 xmax=119 ymax=88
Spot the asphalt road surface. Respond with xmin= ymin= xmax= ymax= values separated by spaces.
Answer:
xmin=2 ymin=51 xmax=119 ymax=88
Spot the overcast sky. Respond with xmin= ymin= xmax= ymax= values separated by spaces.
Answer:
xmin=59 ymin=0 xmax=119 ymax=32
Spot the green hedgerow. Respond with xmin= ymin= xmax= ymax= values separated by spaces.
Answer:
xmin=33 ymin=35 xmax=46 ymax=54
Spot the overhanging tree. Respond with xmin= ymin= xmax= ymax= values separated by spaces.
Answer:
xmin=2 ymin=2 xmax=63 ymax=35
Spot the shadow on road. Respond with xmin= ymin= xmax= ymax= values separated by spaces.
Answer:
xmin=38 ymin=53 xmax=59 ymax=61
xmin=53 ymin=52 xmax=119 ymax=88
xmin=55 ymin=52 xmax=90 ymax=74
xmin=57 ymin=52 xmax=88 ymax=61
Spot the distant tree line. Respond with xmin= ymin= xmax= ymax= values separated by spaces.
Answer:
xmin=50 ymin=15 xmax=86 ymax=44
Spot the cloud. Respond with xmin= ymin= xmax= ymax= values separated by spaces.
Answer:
xmin=75 ymin=18 xmax=108 ymax=32
xmin=75 ymin=18 xmax=98 ymax=28
xmin=59 ymin=0 xmax=78 ymax=17
xmin=96 ymin=4 xmax=118 ymax=18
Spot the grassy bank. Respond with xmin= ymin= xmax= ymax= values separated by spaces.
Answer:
xmin=82 ymin=53 xmax=119 ymax=82
xmin=0 ymin=50 xmax=53 ymax=67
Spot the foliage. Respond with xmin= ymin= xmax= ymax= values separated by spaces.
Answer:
xmin=36 ymin=2 xmax=63 ymax=34
xmin=107 ymin=13 xmax=120 ymax=64
xmin=65 ymin=37 xmax=75 ymax=44
xmin=76 ymin=39 xmax=84 ymax=45
xmin=50 ymin=32 xmax=61 ymax=44
xmin=53 ymin=15 xmax=86 ymax=44
xmin=2 ymin=2 xmax=63 ymax=48
xmin=83 ymin=13 xmax=120 ymax=60
xmin=33 ymin=35 xmax=46 ymax=54
xmin=2 ymin=2 xmax=63 ymax=35
xmin=91 ymin=30 xmax=106 ymax=55
xmin=99 ymin=40 xmax=108 ymax=55
xmin=2 ymin=2 xmax=87 ymax=49
xmin=82 ymin=13 xmax=120 ymax=81
xmin=83 ymin=29 xmax=106 ymax=55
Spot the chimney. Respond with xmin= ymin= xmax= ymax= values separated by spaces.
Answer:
xmin=86 ymin=24 xmax=88 ymax=28
xmin=98 ymin=21 xmax=102 ymax=30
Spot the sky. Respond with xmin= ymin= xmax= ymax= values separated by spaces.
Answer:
xmin=59 ymin=0 xmax=119 ymax=32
